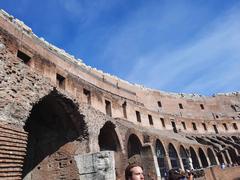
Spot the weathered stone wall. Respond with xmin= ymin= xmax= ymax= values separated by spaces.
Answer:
xmin=0 ymin=9 xmax=240 ymax=180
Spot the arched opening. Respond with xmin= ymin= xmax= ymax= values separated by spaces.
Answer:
xmin=190 ymin=147 xmax=200 ymax=169
xmin=168 ymin=143 xmax=180 ymax=170
xmin=223 ymin=151 xmax=230 ymax=164
xmin=198 ymin=148 xmax=208 ymax=168
xmin=180 ymin=146 xmax=189 ymax=170
xmin=127 ymin=134 xmax=142 ymax=164
xmin=156 ymin=139 xmax=168 ymax=177
xmin=227 ymin=148 xmax=239 ymax=165
xmin=98 ymin=121 xmax=120 ymax=151
xmin=22 ymin=91 xmax=87 ymax=179
xmin=216 ymin=152 xmax=224 ymax=164
xmin=207 ymin=148 xmax=217 ymax=166
xmin=98 ymin=121 xmax=122 ymax=179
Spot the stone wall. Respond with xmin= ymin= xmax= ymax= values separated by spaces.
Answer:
xmin=0 ymin=9 xmax=240 ymax=180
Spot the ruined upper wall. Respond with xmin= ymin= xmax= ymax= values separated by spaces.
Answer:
xmin=1 ymin=9 xmax=239 ymax=100
xmin=1 ymin=9 xmax=240 ymax=133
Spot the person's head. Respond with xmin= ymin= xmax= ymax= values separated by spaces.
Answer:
xmin=125 ymin=164 xmax=144 ymax=180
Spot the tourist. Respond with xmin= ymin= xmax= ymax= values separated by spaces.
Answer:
xmin=125 ymin=164 xmax=144 ymax=180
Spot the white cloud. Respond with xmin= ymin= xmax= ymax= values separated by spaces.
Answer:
xmin=123 ymin=3 xmax=240 ymax=95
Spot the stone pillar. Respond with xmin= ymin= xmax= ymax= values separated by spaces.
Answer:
xmin=74 ymin=151 xmax=116 ymax=180
xmin=140 ymin=144 xmax=158 ymax=180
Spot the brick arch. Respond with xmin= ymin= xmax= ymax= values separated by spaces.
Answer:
xmin=22 ymin=89 xmax=88 ymax=179
xmin=179 ymin=145 xmax=190 ymax=170
xmin=168 ymin=143 xmax=181 ymax=170
xmin=198 ymin=148 xmax=209 ymax=168
xmin=155 ymin=139 xmax=168 ymax=177
xmin=98 ymin=121 xmax=121 ymax=151
xmin=207 ymin=148 xmax=218 ymax=166
xmin=125 ymin=129 xmax=144 ymax=149
xmin=189 ymin=146 xmax=200 ymax=169
xmin=127 ymin=133 xmax=142 ymax=158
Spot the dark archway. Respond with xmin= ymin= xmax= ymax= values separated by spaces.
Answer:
xmin=207 ymin=148 xmax=217 ymax=166
xmin=127 ymin=134 xmax=142 ymax=159
xmin=190 ymin=147 xmax=200 ymax=169
xmin=168 ymin=143 xmax=180 ymax=170
xmin=199 ymin=148 xmax=208 ymax=168
xmin=180 ymin=146 xmax=189 ymax=170
xmin=223 ymin=151 xmax=230 ymax=164
xmin=156 ymin=139 xmax=168 ymax=177
xmin=216 ymin=152 xmax=224 ymax=164
xmin=227 ymin=148 xmax=239 ymax=165
xmin=98 ymin=121 xmax=121 ymax=151
xmin=22 ymin=91 xmax=88 ymax=179
xmin=98 ymin=121 xmax=122 ymax=179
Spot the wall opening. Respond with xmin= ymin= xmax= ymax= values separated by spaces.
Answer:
xmin=192 ymin=122 xmax=197 ymax=131
xmin=179 ymin=103 xmax=183 ymax=109
xmin=148 ymin=115 xmax=153 ymax=125
xmin=56 ymin=73 xmax=65 ymax=89
xmin=233 ymin=123 xmax=238 ymax=130
xmin=122 ymin=101 xmax=127 ymax=119
xmin=83 ymin=88 xmax=91 ymax=105
xmin=190 ymin=147 xmax=200 ymax=169
xmin=181 ymin=122 xmax=186 ymax=130
xmin=17 ymin=50 xmax=31 ymax=65
xmin=180 ymin=146 xmax=189 ymax=170
xmin=98 ymin=121 xmax=120 ymax=151
xmin=157 ymin=101 xmax=162 ymax=108
xmin=160 ymin=118 xmax=165 ymax=128
xmin=198 ymin=148 xmax=208 ymax=168
xmin=127 ymin=134 xmax=142 ymax=161
xmin=223 ymin=151 xmax=230 ymax=164
xmin=227 ymin=148 xmax=239 ymax=165
xmin=207 ymin=148 xmax=217 ymax=166
xmin=216 ymin=152 xmax=224 ymax=165
xmin=168 ymin=143 xmax=180 ymax=170
xmin=200 ymin=104 xmax=204 ymax=110
xmin=105 ymin=100 xmax=112 ymax=117
xmin=213 ymin=125 xmax=219 ymax=134
xmin=171 ymin=121 xmax=177 ymax=133
xmin=202 ymin=123 xmax=207 ymax=131
xmin=222 ymin=123 xmax=228 ymax=131
xmin=136 ymin=111 xmax=141 ymax=122
xmin=22 ymin=91 xmax=87 ymax=179
xmin=156 ymin=139 xmax=168 ymax=177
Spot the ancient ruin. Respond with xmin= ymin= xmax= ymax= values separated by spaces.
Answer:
xmin=0 ymin=9 xmax=239 ymax=180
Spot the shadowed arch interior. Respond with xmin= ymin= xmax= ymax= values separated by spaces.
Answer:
xmin=190 ymin=147 xmax=200 ymax=169
xmin=199 ymin=148 xmax=208 ymax=168
xmin=98 ymin=121 xmax=121 ymax=151
xmin=127 ymin=134 xmax=142 ymax=158
xmin=168 ymin=143 xmax=180 ymax=169
xmin=180 ymin=146 xmax=189 ymax=170
xmin=156 ymin=139 xmax=168 ymax=177
xmin=22 ymin=90 xmax=88 ymax=179
xmin=207 ymin=148 xmax=217 ymax=166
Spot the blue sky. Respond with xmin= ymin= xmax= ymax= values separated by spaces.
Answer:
xmin=1 ymin=0 xmax=240 ymax=96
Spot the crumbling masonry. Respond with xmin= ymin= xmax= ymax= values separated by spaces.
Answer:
xmin=0 ymin=9 xmax=240 ymax=180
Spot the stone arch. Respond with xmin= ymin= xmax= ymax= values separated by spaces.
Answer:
xmin=180 ymin=145 xmax=189 ymax=170
xmin=216 ymin=152 xmax=224 ymax=164
xmin=98 ymin=121 xmax=121 ymax=151
xmin=156 ymin=139 xmax=168 ymax=177
xmin=227 ymin=148 xmax=239 ymax=165
xmin=98 ymin=121 xmax=123 ymax=179
xmin=22 ymin=90 xmax=88 ymax=179
xmin=190 ymin=147 xmax=200 ymax=169
xmin=168 ymin=143 xmax=180 ymax=169
xmin=223 ymin=151 xmax=230 ymax=164
xmin=207 ymin=148 xmax=217 ymax=166
xmin=127 ymin=134 xmax=142 ymax=163
xmin=198 ymin=148 xmax=208 ymax=168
